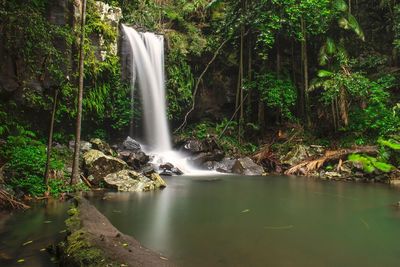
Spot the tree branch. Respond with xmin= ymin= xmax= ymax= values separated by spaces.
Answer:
xmin=174 ymin=38 xmax=231 ymax=133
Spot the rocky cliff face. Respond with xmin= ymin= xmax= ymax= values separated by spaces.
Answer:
xmin=0 ymin=0 xmax=122 ymax=94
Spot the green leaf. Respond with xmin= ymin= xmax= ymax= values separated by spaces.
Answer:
xmin=326 ymin=38 xmax=336 ymax=55
xmin=347 ymin=14 xmax=365 ymax=41
xmin=333 ymin=0 xmax=348 ymax=12
xmin=338 ymin=17 xmax=350 ymax=30
xmin=372 ymin=161 xmax=395 ymax=173
xmin=318 ymin=70 xmax=334 ymax=78
xmin=378 ymin=139 xmax=400 ymax=150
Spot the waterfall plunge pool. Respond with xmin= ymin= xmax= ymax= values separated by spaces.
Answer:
xmin=1 ymin=175 xmax=400 ymax=266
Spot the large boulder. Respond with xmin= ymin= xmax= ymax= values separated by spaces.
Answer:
xmin=83 ymin=149 xmax=127 ymax=185
xmin=215 ymin=158 xmax=236 ymax=173
xmin=232 ymin=157 xmax=265 ymax=176
xmin=118 ymin=150 xmax=150 ymax=170
xmin=90 ymin=138 xmax=114 ymax=156
xmin=103 ymin=170 xmax=165 ymax=192
xmin=188 ymin=150 xmax=225 ymax=167
xmin=122 ymin=136 xmax=141 ymax=151
xmin=178 ymin=137 xmax=220 ymax=154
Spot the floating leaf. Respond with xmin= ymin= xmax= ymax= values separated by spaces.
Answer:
xmin=264 ymin=225 xmax=294 ymax=230
xmin=22 ymin=240 xmax=33 ymax=246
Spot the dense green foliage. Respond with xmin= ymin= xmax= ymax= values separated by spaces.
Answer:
xmin=1 ymin=0 xmax=400 ymax=196
xmin=1 ymin=130 xmax=87 ymax=196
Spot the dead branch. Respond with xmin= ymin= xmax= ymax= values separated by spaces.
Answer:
xmin=285 ymin=146 xmax=378 ymax=176
xmin=80 ymin=174 xmax=92 ymax=188
xmin=174 ymin=38 xmax=231 ymax=133
xmin=0 ymin=189 xmax=29 ymax=210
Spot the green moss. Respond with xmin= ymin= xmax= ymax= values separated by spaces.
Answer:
xmin=65 ymin=230 xmax=107 ymax=266
xmin=61 ymin=203 xmax=118 ymax=266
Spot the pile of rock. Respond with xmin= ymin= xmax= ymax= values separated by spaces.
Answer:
xmin=176 ymin=137 xmax=265 ymax=176
xmin=76 ymin=137 xmax=167 ymax=192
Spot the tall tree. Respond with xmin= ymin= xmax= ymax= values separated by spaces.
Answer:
xmin=44 ymin=88 xmax=59 ymax=188
xmin=71 ymin=0 xmax=87 ymax=185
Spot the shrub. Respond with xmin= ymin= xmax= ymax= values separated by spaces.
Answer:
xmin=2 ymin=131 xmax=86 ymax=197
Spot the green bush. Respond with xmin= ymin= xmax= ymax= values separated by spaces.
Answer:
xmin=2 ymin=131 xmax=86 ymax=197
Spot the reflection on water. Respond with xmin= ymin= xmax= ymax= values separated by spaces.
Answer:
xmin=91 ymin=176 xmax=400 ymax=267
xmin=1 ymin=177 xmax=400 ymax=267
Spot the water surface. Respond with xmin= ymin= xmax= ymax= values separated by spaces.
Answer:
xmin=1 ymin=176 xmax=399 ymax=266
xmin=89 ymin=176 xmax=400 ymax=267
xmin=0 ymin=200 xmax=68 ymax=266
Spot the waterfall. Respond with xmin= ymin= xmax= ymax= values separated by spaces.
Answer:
xmin=122 ymin=25 xmax=171 ymax=153
xmin=122 ymin=25 xmax=214 ymax=175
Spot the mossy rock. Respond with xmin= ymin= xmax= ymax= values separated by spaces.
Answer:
xmin=83 ymin=149 xmax=127 ymax=186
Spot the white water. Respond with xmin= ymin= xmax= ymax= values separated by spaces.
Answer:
xmin=122 ymin=25 xmax=171 ymax=152
xmin=122 ymin=25 xmax=210 ymax=175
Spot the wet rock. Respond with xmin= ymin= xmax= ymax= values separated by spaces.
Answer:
xmin=232 ymin=157 xmax=264 ymax=176
xmin=160 ymin=163 xmax=174 ymax=170
xmin=103 ymin=170 xmax=163 ymax=192
xmin=178 ymin=137 xmax=220 ymax=154
xmin=118 ymin=150 xmax=149 ymax=170
xmin=90 ymin=138 xmax=114 ymax=156
xmin=171 ymin=167 xmax=184 ymax=175
xmin=320 ymin=171 xmax=342 ymax=180
xmin=142 ymin=165 xmax=156 ymax=176
xmin=122 ymin=136 xmax=141 ymax=151
xmin=160 ymin=169 xmax=173 ymax=176
xmin=69 ymin=140 xmax=92 ymax=153
xmin=188 ymin=150 xmax=225 ymax=167
xmin=158 ymin=163 xmax=183 ymax=176
xmin=149 ymin=173 xmax=167 ymax=188
xmin=83 ymin=149 xmax=127 ymax=185
xmin=215 ymin=158 xmax=236 ymax=173
xmin=203 ymin=161 xmax=218 ymax=170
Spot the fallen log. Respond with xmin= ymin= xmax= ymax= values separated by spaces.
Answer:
xmin=58 ymin=197 xmax=175 ymax=267
xmin=285 ymin=146 xmax=378 ymax=176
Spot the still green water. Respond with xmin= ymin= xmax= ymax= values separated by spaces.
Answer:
xmin=0 ymin=176 xmax=399 ymax=266
xmin=91 ymin=176 xmax=400 ymax=267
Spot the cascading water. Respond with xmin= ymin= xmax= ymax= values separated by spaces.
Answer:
xmin=122 ymin=25 xmax=171 ymax=153
xmin=122 ymin=25 xmax=208 ymax=174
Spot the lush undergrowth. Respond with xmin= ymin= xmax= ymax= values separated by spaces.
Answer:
xmin=0 ymin=130 xmax=88 ymax=197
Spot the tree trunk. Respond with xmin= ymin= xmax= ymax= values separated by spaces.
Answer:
xmin=71 ymin=0 xmax=87 ymax=185
xmin=339 ymin=87 xmax=349 ymax=127
xmin=239 ymin=23 xmax=245 ymax=143
xmin=44 ymin=89 xmax=59 ymax=187
xmin=301 ymin=17 xmax=311 ymax=128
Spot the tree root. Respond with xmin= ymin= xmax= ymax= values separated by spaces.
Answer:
xmin=285 ymin=146 xmax=378 ymax=175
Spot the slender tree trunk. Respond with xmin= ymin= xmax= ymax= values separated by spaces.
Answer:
xmin=44 ymin=88 xmax=59 ymax=187
xmin=301 ymin=17 xmax=311 ymax=128
xmin=71 ymin=0 xmax=87 ymax=185
xmin=238 ymin=23 xmax=245 ymax=143
xmin=339 ymin=87 xmax=349 ymax=126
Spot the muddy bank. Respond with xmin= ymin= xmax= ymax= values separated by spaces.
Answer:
xmin=58 ymin=197 xmax=175 ymax=267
